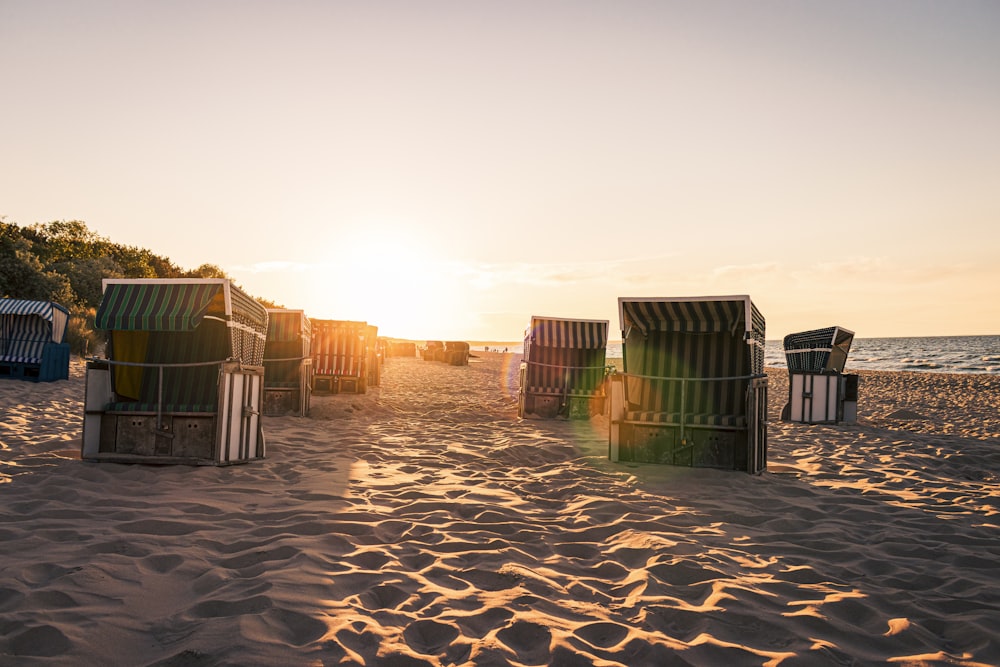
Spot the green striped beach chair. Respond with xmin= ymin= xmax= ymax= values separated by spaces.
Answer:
xmin=81 ymin=279 xmax=269 ymax=465
xmin=608 ymin=296 xmax=768 ymax=473
xmin=518 ymin=316 xmax=610 ymax=419
xmin=263 ymin=309 xmax=312 ymax=416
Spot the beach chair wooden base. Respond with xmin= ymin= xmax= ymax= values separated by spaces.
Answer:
xmin=521 ymin=394 xmax=561 ymax=419
xmin=568 ymin=395 xmax=605 ymax=419
xmin=264 ymin=389 xmax=300 ymax=416
xmin=98 ymin=413 xmax=216 ymax=460
xmin=0 ymin=344 xmax=70 ymax=382
xmin=618 ymin=424 xmax=742 ymax=469
xmin=82 ymin=360 xmax=265 ymax=466
xmin=0 ymin=361 xmax=41 ymax=381
xmin=784 ymin=372 xmax=859 ymax=424
xmin=312 ymin=375 xmax=367 ymax=395
xmin=519 ymin=392 xmax=605 ymax=420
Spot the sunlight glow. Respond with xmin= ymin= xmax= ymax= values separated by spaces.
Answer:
xmin=297 ymin=222 xmax=463 ymax=339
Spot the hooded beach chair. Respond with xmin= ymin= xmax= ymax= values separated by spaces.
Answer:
xmin=310 ymin=319 xmax=370 ymax=394
xmin=518 ymin=316 xmax=609 ymax=419
xmin=445 ymin=341 xmax=470 ymax=366
xmin=608 ymin=296 xmax=768 ymax=473
xmin=366 ymin=325 xmax=381 ymax=388
xmin=81 ymin=279 xmax=269 ymax=465
xmin=422 ymin=341 xmax=444 ymax=361
xmin=263 ymin=309 xmax=312 ymax=416
xmin=0 ymin=298 xmax=71 ymax=382
xmin=782 ymin=326 xmax=858 ymax=424
xmin=389 ymin=341 xmax=416 ymax=357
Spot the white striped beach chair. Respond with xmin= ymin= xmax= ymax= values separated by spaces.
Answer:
xmin=782 ymin=326 xmax=858 ymax=424
xmin=81 ymin=279 xmax=269 ymax=465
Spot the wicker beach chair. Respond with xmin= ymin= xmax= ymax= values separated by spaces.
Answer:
xmin=81 ymin=279 xmax=269 ymax=465
xmin=366 ymin=325 xmax=381 ymax=388
xmin=445 ymin=341 xmax=470 ymax=366
xmin=263 ymin=309 xmax=312 ymax=416
xmin=782 ymin=326 xmax=858 ymax=424
xmin=518 ymin=316 xmax=610 ymax=419
xmin=608 ymin=296 xmax=768 ymax=473
xmin=0 ymin=298 xmax=71 ymax=382
xmin=422 ymin=341 xmax=444 ymax=361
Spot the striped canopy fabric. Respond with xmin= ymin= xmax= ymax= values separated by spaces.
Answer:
xmin=523 ymin=317 xmax=609 ymax=397
xmin=620 ymin=296 xmax=765 ymax=375
xmin=528 ymin=316 xmax=609 ymax=349
xmin=97 ymin=281 xmax=224 ymax=332
xmin=266 ymin=309 xmax=311 ymax=346
xmin=621 ymin=297 xmax=762 ymax=337
xmin=97 ymin=279 xmax=268 ymax=366
xmin=0 ymin=298 xmax=70 ymax=362
xmin=311 ymin=319 xmax=368 ymax=377
xmin=619 ymin=296 xmax=766 ymax=419
xmin=783 ymin=326 xmax=854 ymax=373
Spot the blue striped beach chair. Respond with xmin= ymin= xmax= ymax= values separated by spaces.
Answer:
xmin=81 ymin=279 xmax=269 ymax=465
xmin=263 ymin=309 xmax=312 ymax=416
xmin=608 ymin=296 xmax=768 ymax=473
xmin=0 ymin=298 xmax=71 ymax=382
xmin=310 ymin=319 xmax=370 ymax=394
xmin=782 ymin=326 xmax=858 ymax=424
xmin=518 ymin=316 xmax=610 ymax=419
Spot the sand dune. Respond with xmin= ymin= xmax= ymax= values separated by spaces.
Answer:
xmin=1 ymin=354 xmax=998 ymax=665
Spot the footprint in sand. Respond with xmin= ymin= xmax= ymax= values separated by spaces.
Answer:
xmin=8 ymin=624 xmax=72 ymax=657
xmin=402 ymin=619 xmax=460 ymax=654
xmin=359 ymin=583 xmax=410 ymax=610
xmin=454 ymin=607 xmax=514 ymax=639
xmin=496 ymin=620 xmax=552 ymax=665
xmin=573 ymin=621 xmax=629 ymax=648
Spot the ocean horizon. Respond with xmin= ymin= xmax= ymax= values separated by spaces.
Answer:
xmin=474 ymin=335 xmax=1000 ymax=375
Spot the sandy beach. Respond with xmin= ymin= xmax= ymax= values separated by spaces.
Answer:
xmin=1 ymin=353 xmax=999 ymax=666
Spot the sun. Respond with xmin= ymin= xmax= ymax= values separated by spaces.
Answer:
xmin=301 ymin=224 xmax=460 ymax=339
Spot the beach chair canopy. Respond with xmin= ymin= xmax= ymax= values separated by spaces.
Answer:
xmin=621 ymin=296 xmax=764 ymax=338
xmin=618 ymin=295 xmax=765 ymax=388
xmin=783 ymin=326 xmax=854 ymax=373
xmin=266 ymin=309 xmax=311 ymax=354
xmin=527 ymin=316 xmax=609 ymax=350
xmin=94 ymin=280 xmax=268 ymax=411
xmin=0 ymin=298 xmax=70 ymax=362
xmin=96 ymin=279 xmax=268 ymax=365
xmin=267 ymin=309 xmax=310 ymax=342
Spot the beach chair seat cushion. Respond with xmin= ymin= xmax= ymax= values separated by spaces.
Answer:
xmin=527 ymin=385 xmax=605 ymax=397
xmin=0 ymin=349 xmax=44 ymax=364
xmin=106 ymin=401 xmax=218 ymax=414
xmin=625 ymin=410 xmax=747 ymax=428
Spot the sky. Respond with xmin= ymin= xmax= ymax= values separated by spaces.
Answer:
xmin=2 ymin=1 xmax=998 ymax=341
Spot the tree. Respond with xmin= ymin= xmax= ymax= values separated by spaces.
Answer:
xmin=185 ymin=263 xmax=230 ymax=279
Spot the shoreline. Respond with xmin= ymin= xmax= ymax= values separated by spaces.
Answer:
xmin=1 ymin=353 xmax=998 ymax=664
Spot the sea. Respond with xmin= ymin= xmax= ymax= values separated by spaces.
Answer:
xmin=477 ymin=335 xmax=1000 ymax=375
